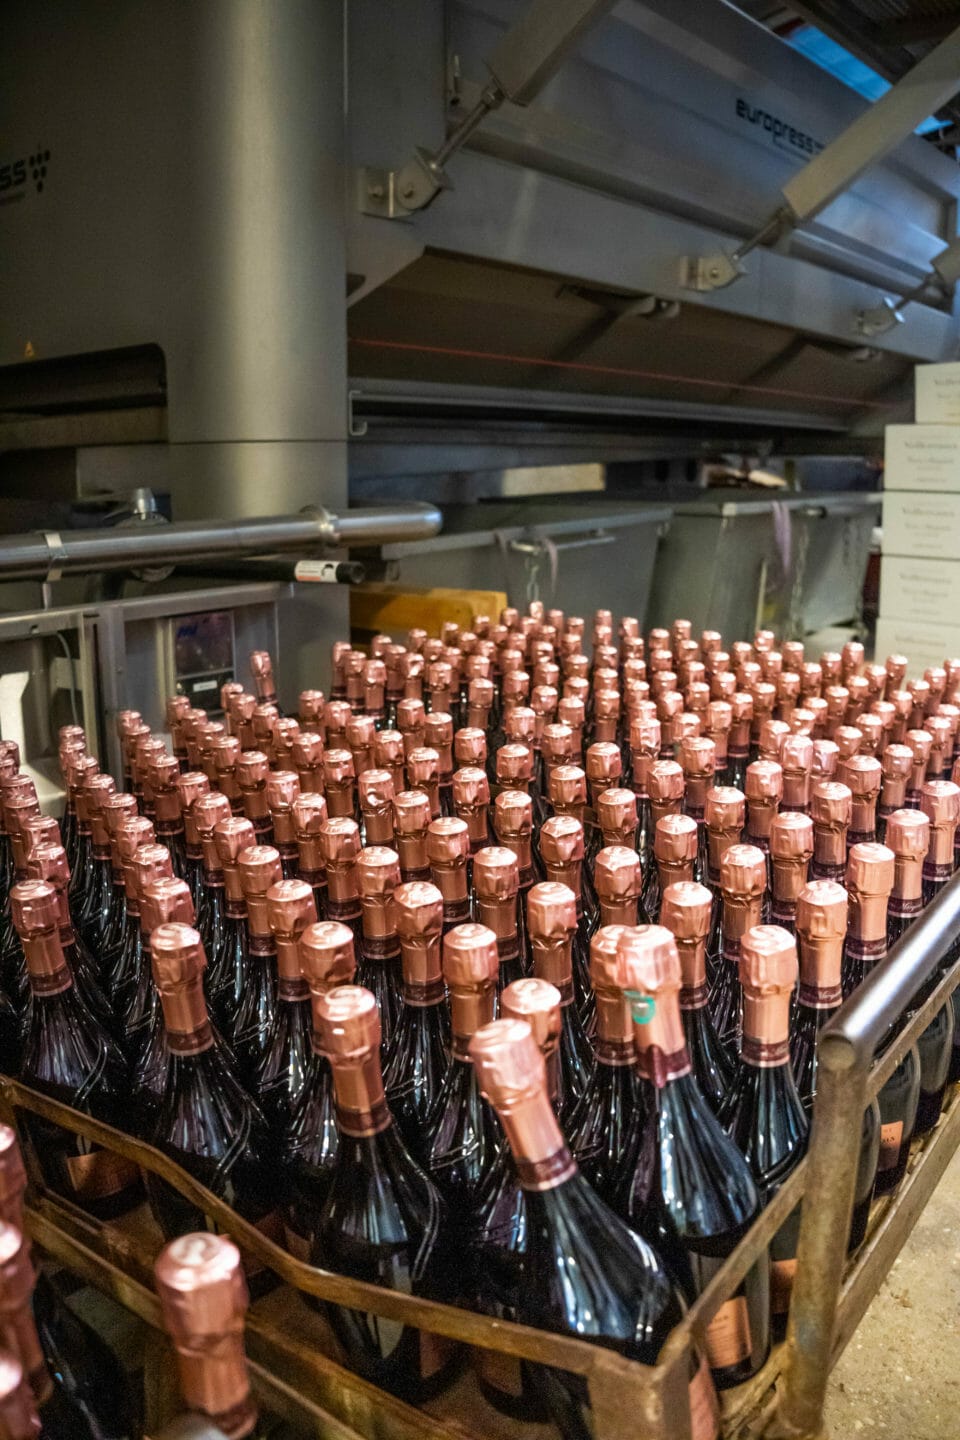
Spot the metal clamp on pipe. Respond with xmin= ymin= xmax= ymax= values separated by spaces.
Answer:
xmin=0 ymin=502 xmax=442 ymax=582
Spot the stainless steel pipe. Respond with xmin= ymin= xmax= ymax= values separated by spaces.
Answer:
xmin=0 ymin=503 xmax=442 ymax=581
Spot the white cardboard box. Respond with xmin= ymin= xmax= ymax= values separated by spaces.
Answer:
xmin=916 ymin=362 xmax=960 ymax=424
xmin=885 ymin=425 xmax=960 ymax=491
xmin=875 ymin=616 xmax=960 ymax=673
xmin=882 ymin=490 xmax=960 ymax=559
xmin=879 ymin=554 xmax=960 ymax=625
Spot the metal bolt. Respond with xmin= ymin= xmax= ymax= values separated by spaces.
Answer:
xmin=368 ymin=184 xmax=384 ymax=200
xmin=402 ymin=184 xmax=415 ymax=200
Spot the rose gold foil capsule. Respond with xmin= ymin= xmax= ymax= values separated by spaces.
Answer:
xmin=856 ymin=713 xmax=883 ymax=756
xmin=454 ymin=728 xmax=487 ymax=769
xmin=407 ymin=745 xmax=441 ymax=796
xmin=541 ymin=723 xmax=575 ymax=772
xmin=325 ymin=699 xmax=352 ymax=744
xmin=661 ymin=880 xmax=712 ymax=941
xmin=846 ymin=842 xmax=895 ymax=913
xmin=835 ymin=725 xmax=862 ymax=764
xmin=648 ymin=760 xmax=684 ymax=820
xmin=885 ymin=808 xmax=930 ymax=865
xmin=745 ymin=759 xmax=783 ymax=811
xmin=266 ymin=878 xmax=316 ymax=988
xmin=427 ymin=816 xmax=471 ymax=867
xmin=880 ymin=742 xmax=913 ymax=811
xmin=906 ymin=729 xmax=933 ymax=794
xmin=141 ymin=876 xmax=195 ymax=948
xmin=298 ymin=689 xmax=326 ymax=731
xmin=594 ymin=846 xmax=641 ymax=924
xmin=443 ymin=922 xmax=500 ymax=997
xmin=315 ymin=984 xmax=383 ymax=1063
xmin=919 ymin=778 xmax=960 ymax=840
xmin=812 ymin=738 xmax=839 ymax=781
xmin=394 ymin=881 xmax=444 ymax=995
xmin=358 ymin=769 xmax=396 ymax=847
xmin=654 ymin=813 xmax=698 ymax=869
xmin=770 ymin=810 xmax=814 ymax=862
xmin=843 ymin=754 xmax=882 ymax=834
xmin=597 ymin=787 xmax=638 ymax=846
xmin=345 ymin=715 xmax=377 ymax=775
xmin=503 ymin=708 xmax=537 ymax=749
xmin=586 ymin=742 xmax=622 ymax=799
xmin=924 ymin=714 xmax=952 ymax=777
xmin=548 ymin=764 xmax=587 ymax=815
xmin=299 ymin=920 xmax=357 ymax=993
xmin=720 ymin=844 xmax=767 ymax=900
xmin=499 ymin=979 xmax=563 ymax=1060
xmin=739 ymin=925 xmax=798 ymax=1027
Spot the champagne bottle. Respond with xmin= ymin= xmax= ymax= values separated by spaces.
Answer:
xmin=703 ymin=786 xmax=746 ymax=967
xmin=292 ymin=792 xmax=328 ymax=921
xmin=842 ymin=843 xmax=894 ymax=996
xmin=473 ymin=848 xmax=525 ymax=992
xmin=75 ymin=774 xmax=117 ymax=958
xmin=540 ymin=816 xmax=595 ymax=1025
xmin=233 ymin=846 xmax=284 ymax=1081
xmin=358 ymin=769 xmax=396 ymax=850
xmin=470 ymin=1018 xmax=715 ymax=1440
xmin=99 ymin=792 xmax=140 ymax=967
xmin=905 ymin=729 xmax=932 ymax=808
xmin=844 ymin=755 xmax=881 ymax=847
xmin=724 ymin=925 xmax=808 ymax=1336
xmin=25 ymin=844 xmax=115 ymax=1042
xmin=312 ymin=985 xmax=462 ymax=1401
xmin=790 ymin=882 xmax=881 ymax=1252
xmin=810 ymin=780 xmax=852 ymax=883
xmin=652 ymin=813 xmax=698 ymax=916
xmin=727 ymin=692 xmax=753 ymax=790
xmin=383 ymin=882 xmax=451 ymax=1160
xmin=566 ymin=924 xmax=643 ymax=1205
xmin=705 ymin=840 xmax=765 ymax=1059
xmin=885 ymin=810 xmax=930 ymax=947
xmin=0 ymin=1125 xmax=138 ymax=1440
xmin=493 ymin=791 xmax=537 ymax=972
xmin=236 ymin=753 xmax=274 ymax=844
xmin=251 ymin=880 xmax=316 ymax=1131
xmin=613 ymin=924 xmax=769 ymax=1390
xmin=423 ymin=923 xmax=501 ymax=1239
xmin=266 ymin=772 xmax=301 ymax=880
xmin=679 ymin=735 xmax=716 ymax=883
xmin=149 ymin=756 xmax=188 ymax=882
xmin=12 ymin=881 xmax=141 ymax=1219
xmin=0 ymin=1221 xmax=138 ymax=1438
xmin=768 ymin=813 xmax=813 ymax=933
xmin=155 ymin=1231 xmax=288 ymax=1439
xmin=919 ymin=779 xmax=960 ymax=905
xmin=628 ymin=715 xmax=659 ymax=870
xmin=207 ymin=815 xmax=256 ymax=1040
xmin=642 ymin=761 xmax=684 ymax=921
xmin=292 ymin=729 xmax=324 ymax=797
xmin=392 ymin=791 xmax=432 ymax=884
xmin=66 ymin=756 xmax=99 ymax=911
xmin=662 ymin=881 xmax=733 ymax=1115
xmin=146 ymin=923 xmax=279 ymax=1283
xmin=780 ymin=734 xmax=813 ymax=815
xmin=355 ymin=846 xmax=403 ymax=1049
xmin=426 ymin=819 xmax=471 ymax=932
xmin=878 ymin=746 xmax=913 ymax=844
xmin=526 ymin=882 xmax=594 ymax=1122
xmin=282 ymin=921 xmax=356 ymax=1259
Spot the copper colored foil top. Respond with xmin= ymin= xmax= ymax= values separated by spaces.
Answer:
xmin=885 ymin=809 xmax=929 ymax=903
xmin=526 ymin=881 xmax=577 ymax=993
xmin=426 ymin=817 xmax=470 ymax=911
xmin=780 ymin=734 xmax=814 ymax=809
xmin=739 ymin=925 xmax=798 ymax=1058
xmin=648 ymin=759 xmax=684 ymax=819
xmin=443 ymin=921 xmax=500 ymax=1041
xmin=920 ymin=780 xmax=960 ymax=866
xmin=856 ymin=713 xmax=883 ymax=756
xmin=906 ymin=729 xmax=933 ymax=792
xmin=811 ymin=738 xmax=838 ymax=780
xmin=451 ymin=766 xmax=491 ymax=849
xmin=644 ymin=899 xmax=705 ymax=1026
xmin=745 ymin=759 xmax=783 ymax=831
xmin=314 ymin=985 xmax=388 ymax=1134
xmin=395 ymin=881 xmax=444 ymax=998
xmin=843 ymin=754 xmax=882 ymax=833
xmin=249 ymin=648 xmax=277 ymax=701
xmin=679 ymin=736 xmax=716 ymax=814
xmin=588 ymin=926 xmax=634 ymax=1050
xmin=499 ymin=980 xmax=562 ymax=1060
xmin=357 ymin=769 xmax=396 ymax=846
xmin=298 ymin=689 xmax=326 ymax=730
xmin=845 ymin=842 xmax=895 ymax=942
xmin=835 ymin=725 xmax=862 ymax=763
xmin=495 ymin=743 xmax=533 ymax=791
xmin=925 ymin=714 xmax=952 ymax=776
xmin=720 ymin=844 xmax=767 ymax=937
xmin=613 ymin=925 xmax=689 ymax=1083
xmin=0 ymin=1223 xmax=47 ymax=1404
xmin=454 ymin=728 xmax=487 ymax=767
xmin=150 ymin=923 xmax=211 ymax=1050
xmin=237 ymin=846 xmax=282 ymax=937
xmin=133 ymin=844 xmax=176 ymax=914
xmin=10 ymin=881 xmax=69 ymax=995
xmin=141 ymin=879 xmax=196 ymax=955
xmin=21 ymin=816 xmax=61 ymax=862
xmin=796 ymin=880 xmax=847 ymax=1000
xmin=586 ymin=740 xmax=622 ymax=789
xmin=759 ymin=719 xmax=789 ymax=761
xmin=810 ymin=781 xmax=852 ymax=866
xmin=473 ymin=846 xmax=520 ymax=937
xmin=548 ymin=764 xmax=587 ymax=814
xmin=539 ymin=814 xmax=585 ymax=902
xmin=154 ymin=1231 xmax=254 ymax=1436
xmin=769 ymin=813 xmax=814 ymax=905
xmin=299 ymin=921 xmax=356 ymax=994
xmin=266 ymin=879 xmax=316 ymax=988
xmin=493 ymin=790 xmax=534 ymax=876
xmin=470 ymin=1018 xmax=571 ymax=1185
xmin=392 ymin=791 xmax=431 ymax=875
xmin=594 ymin=846 xmax=641 ymax=925
xmin=654 ymin=813 xmax=698 ymax=871
xmin=597 ymin=787 xmax=638 ymax=845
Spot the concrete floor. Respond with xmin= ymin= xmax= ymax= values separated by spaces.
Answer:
xmin=824 ymin=1145 xmax=960 ymax=1440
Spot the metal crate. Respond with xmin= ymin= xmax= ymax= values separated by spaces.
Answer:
xmin=4 ymin=870 xmax=959 ymax=1440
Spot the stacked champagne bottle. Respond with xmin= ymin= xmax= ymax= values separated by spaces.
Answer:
xmin=1 ymin=620 xmax=959 ymax=1440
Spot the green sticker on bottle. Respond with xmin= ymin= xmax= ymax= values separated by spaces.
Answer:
xmin=625 ymin=990 xmax=656 ymax=1024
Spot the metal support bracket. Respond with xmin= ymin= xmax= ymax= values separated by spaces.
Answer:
xmin=680 ymin=252 xmax=745 ymax=294
xmin=357 ymin=0 xmax=615 ymax=220
xmin=856 ymin=295 xmax=906 ymax=337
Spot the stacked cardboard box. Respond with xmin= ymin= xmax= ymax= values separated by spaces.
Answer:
xmin=877 ymin=363 xmax=960 ymax=671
